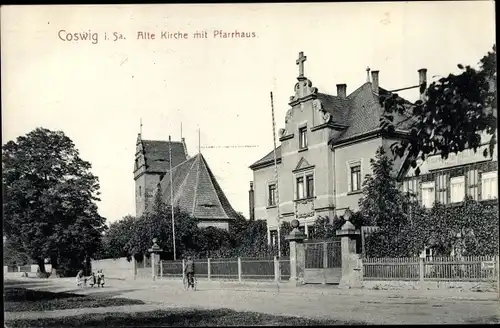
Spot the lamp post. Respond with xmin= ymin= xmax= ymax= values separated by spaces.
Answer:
xmin=148 ymin=238 xmax=163 ymax=280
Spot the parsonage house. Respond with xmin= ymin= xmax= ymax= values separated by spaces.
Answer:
xmin=134 ymin=134 xmax=238 ymax=230
xmin=249 ymin=52 xmax=498 ymax=245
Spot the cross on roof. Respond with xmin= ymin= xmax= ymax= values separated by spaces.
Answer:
xmin=140 ymin=118 xmax=143 ymax=135
xmin=296 ymin=51 xmax=307 ymax=77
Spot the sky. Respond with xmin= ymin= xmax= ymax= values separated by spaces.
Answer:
xmin=1 ymin=2 xmax=496 ymax=224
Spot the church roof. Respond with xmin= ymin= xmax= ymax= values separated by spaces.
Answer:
xmin=142 ymin=140 xmax=188 ymax=173
xmin=148 ymin=153 xmax=238 ymax=221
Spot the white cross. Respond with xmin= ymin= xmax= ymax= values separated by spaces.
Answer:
xmin=296 ymin=52 xmax=307 ymax=77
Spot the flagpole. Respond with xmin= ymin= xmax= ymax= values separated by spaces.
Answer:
xmin=270 ymin=91 xmax=281 ymax=258
xmin=169 ymin=136 xmax=177 ymax=261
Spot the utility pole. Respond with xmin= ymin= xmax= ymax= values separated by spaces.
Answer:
xmin=169 ymin=136 xmax=176 ymax=261
xmin=270 ymin=91 xmax=281 ymax=258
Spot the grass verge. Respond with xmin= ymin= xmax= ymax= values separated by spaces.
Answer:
xmin=5 ymin=308 xmax=369 ymax=327
xmin=4 ymin=287 xmax=144 ymax=312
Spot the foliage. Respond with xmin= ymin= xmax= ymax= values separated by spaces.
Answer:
xmin=3 ymin=238 xmax=32 ymax=266
xmin=100 ymin=215 xmax=136 ymax=260
xmin=361 ymin=146 xmax=499 ymax=257
xmin=2 ymin=128 xmax=107 ymax=275
xmin=380 ymin=45 xmax=497 ymax=176
xmin=125 ymin=189 xmax=199 ymax=260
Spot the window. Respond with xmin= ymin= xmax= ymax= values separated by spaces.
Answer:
xmin=307 ymin=225 xmax=315 ymax=239
xmin=450 ymin=176 xmax=465 ymax=203
xmin=139 ymin=186 xmax=142 ymax=197
xmin=481 ymin=171 xmax=498 ymax=200
xmin=467 ymin=169 xmax=479 ymax=200
xmin=436 ymin=173 xmax=448 ymax=204
xmin=270 ymin=230 xmax=278 ymax=246
xmin=299 ymin=126 xmax=308 ymax=149
xmin=296 ymin=177 xmax=305 ymax=199
xmin=295 ymin=173 xmax=314 ymax=200
xmin=306 ymin=174 xmax=314 ymax=198
xmin=350 ymin=165 xmax=361 ymax=192
xmin=268 ymin=183 xmax=277 ymax=206
xmin=298 ymin=226 xmax=306 ymax=234
xmin=421 ymin=181 xmax=435 ymax=208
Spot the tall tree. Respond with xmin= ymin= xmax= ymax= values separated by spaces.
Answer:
xmin=380 ymin=46 xmax=497 ymax=176
xmin=359 ymin=147 xmax=412 ymax=257
xmin=2 ymin=128 xmax=106 ymax=276
xmin=126 ymin=189 xmax=199 ymax=260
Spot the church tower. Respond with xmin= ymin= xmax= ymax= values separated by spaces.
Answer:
xmin=133 ymin=131 xmax=189 ymax=217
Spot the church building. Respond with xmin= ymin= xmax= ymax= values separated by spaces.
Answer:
xmin=134 ymin=133 xmax=238 ymax=230
xmin=249 ymin=51 xmax=498 ymax=244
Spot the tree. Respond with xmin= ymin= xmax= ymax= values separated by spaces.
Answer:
xmin=3 ymin=238 xmax=31 ymax=267
xmin=125 ymin=189 xmax=199 ymax=260
xmin=101 ymin=215 xmax=136 ymax=260
xmin=380 ymin=45 xmax=497 ymax=176
xmin=2 ymin=128 xmax=107 ymax=276
xmin=359 ymin=147 xmax=413 ymax=257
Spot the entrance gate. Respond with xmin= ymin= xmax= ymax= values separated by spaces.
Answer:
xmin=304 ymin=238 xmax=342 ymax=284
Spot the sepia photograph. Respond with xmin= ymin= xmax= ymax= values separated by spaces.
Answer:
xmin=2 ymin=2 xmax=499 ymax=326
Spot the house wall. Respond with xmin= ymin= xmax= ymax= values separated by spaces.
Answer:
xmin=334 ymin=137 xmax=383 ymax=213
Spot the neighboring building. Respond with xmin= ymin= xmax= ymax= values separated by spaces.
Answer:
xmin=134 ymin=133 xmax=238 ymax=230
xmin=400 ymin=135 xmax=498 ymax=208
xmin=249 ymin=51 xmax=497 ymax=244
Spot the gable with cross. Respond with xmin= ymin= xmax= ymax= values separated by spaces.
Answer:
xmin=296 ymin=51 xmax=307 ymax=77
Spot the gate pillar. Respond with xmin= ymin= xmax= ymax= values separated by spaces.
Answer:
xmin=148 ymin=238 xmax=163 ymax=281
xmin=336 ymin=209 xmax=362 ymax=289
xmin=285 ymin=219 xmax=306 ymax=287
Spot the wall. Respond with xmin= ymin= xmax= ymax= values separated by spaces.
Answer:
xmin=197 ymin=220 xmax=229 ymax=230
xmin=363 ymin=280 xmax=497 ymax=292
xmin=253 ymin=164 xmax=280 ymax=228
xmin=91 ymin=257 xmax=136 ymax=280
xmin=334 ymin=137 xmax=382 ymax=213
xmin=135 ymin=172 xmax=163 ymax=217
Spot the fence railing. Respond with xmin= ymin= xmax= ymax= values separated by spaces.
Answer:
xmin=160 ymin=256 xmax=289 ymax=282
xmin=363 ymin=256 xmax=498 ymax=282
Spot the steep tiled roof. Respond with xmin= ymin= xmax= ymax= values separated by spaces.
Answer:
xmin=249 ymin=146 xmax=281 ymax=170
xmin=249 ymin=82 xmax=416 ymax=170
xmin=148 ymin=153 xmax=238 ymax=221
xmin=142 ymin=140 xmax=187 ymax=173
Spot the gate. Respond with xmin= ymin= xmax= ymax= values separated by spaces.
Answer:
xmin=304 ymin=239 xmax=342 ymax=284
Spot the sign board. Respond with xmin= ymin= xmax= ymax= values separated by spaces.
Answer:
xmin=481 ymin=261 xmax=495 ymax=270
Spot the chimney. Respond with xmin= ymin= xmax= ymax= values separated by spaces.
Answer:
xmin=249 ymin=181 xmax=255 ymax=220
xmin=371 ymin=70 xmax=379 ymax=94
xmin=418 ymin=68 xmax=427 ymax=100
xmin=336 ymin=84 xmax=347 ymax=98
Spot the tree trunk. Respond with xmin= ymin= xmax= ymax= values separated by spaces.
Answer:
xmin=37 ymin=258 xmax=46 ymax=274
xmin=49 ymin=256 xmax=60 ymax=278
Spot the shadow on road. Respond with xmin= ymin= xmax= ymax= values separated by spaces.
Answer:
xmin=4 ymin=308 xmax=368 ymax=327
xmin=4 ymin=287 xmax=145 ymax=312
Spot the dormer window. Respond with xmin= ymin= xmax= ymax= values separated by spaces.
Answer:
xmin=299 ymin=126 xmax=308 ymax=149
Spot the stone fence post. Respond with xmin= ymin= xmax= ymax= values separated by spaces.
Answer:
xmin=336 ymin=210 xmax=362 ymax=289
xmin=286 ymin=219 xmax=306 ymax=287
xmin=148 ymin=238 xmax=163 ymax=281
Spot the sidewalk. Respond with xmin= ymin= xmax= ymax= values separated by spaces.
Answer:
xmin=149 ymin=277 xmax=500 ymax=301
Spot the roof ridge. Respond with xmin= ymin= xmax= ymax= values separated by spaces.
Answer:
xmin=347 ymin=82 xmax=370 ymax=99
xmin=191 ymin=154 xmax=201 ymax=215
xmin=198 ymin=154 xmax=228 ymax=219
xmin=142 ymin=139 xmax=183 ymax=143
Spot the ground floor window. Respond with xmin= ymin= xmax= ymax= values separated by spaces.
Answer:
xmin=421 ymin=181 xmax=435 ymax=208
xmin=481 ymin=171 xmax=498 ymax=200
xmin=269 ymin=230 xmax=278 ymax=246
